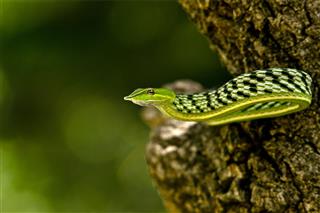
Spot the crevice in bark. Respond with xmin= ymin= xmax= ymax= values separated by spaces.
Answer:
xmin=284 ymin=161 xmax=306 ymax=212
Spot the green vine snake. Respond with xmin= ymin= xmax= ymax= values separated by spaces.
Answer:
xmin=124 ymin=68 xmax=312 ymax=126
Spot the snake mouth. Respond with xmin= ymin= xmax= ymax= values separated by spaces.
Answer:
xmin=124 ymin=96 xmax=132 ymax=101
xmin=124 ymin=88 xmax=146 ymax=101
xmin=123 ymin=95 xmax=150 ymax=106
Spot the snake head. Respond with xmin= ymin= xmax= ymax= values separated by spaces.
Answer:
xmin=124 ymin=88 xmax=175 ymax=106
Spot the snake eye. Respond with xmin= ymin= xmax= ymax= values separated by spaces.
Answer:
xmin=147 ymin=89 xmax=155 ymax=95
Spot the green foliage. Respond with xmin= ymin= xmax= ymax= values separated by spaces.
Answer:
xmin=0 ymin=1 xmax=227 ymax=212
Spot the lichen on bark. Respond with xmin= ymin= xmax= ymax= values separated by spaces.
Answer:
xmin=145 ymin=1 xmax=320 ymax=212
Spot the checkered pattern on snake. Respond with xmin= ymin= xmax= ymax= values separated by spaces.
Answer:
xmin=172 ymin=68 xmax=312 ymax=114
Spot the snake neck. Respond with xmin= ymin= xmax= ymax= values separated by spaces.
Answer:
xmin=155 ymin=95 xmax=216 ymax=121
xmin=169 ymin=92 xmax=220 ymax=114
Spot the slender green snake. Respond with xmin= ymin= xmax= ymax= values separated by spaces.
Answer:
xmin=124 ymin=68 xmax=312 ymax=126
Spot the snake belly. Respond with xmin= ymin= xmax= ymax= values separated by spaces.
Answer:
xmin=163 ymin=68 xmax=312 ymax=125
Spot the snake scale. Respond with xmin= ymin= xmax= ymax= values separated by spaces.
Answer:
xmin=124 ymin=68 xmax=312 ymax=126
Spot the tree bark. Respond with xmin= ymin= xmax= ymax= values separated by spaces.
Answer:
xmin=145 ymin=1 xmax=320 ymax=212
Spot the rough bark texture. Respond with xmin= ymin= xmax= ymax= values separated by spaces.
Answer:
xmin=145 ymin=1 xmax=320 ymax=212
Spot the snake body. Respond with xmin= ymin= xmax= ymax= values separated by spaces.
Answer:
xmin=125 ymin=68 xmax=312 ymax=126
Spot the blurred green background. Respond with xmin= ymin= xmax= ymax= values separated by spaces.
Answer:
xmin=0 ymin=1 xmax=228 ymax=212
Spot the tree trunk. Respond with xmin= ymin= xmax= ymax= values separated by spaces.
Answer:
xmin=145 ymin=0 xmax=320 ymax=212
